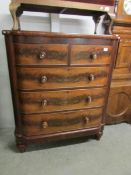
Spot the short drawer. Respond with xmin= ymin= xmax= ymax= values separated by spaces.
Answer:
xmin=71 ymin=45 xmax=112 ymax=65
xmin=22 ymin=108 xmax=103 ymax=136
xmin=14 ymin=44 xmax=68 ymax=65
xmin=19 ymin=88 xmax=106 ymax=114
xmin=17 ymin=66 xmax=110 ymax=90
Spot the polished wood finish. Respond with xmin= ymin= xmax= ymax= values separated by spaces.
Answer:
xmin=3 ymin=30 xmax=118 ymax=151
xmin=2 ymin=0 xmax=120 ymax=151
xmin=106 ymin=1 xmax=131 ymax=124
xmin=116 ymin=37 xmax=131 ymax=68
xmin=15 ymin=44 xmax=112 ymax=66
xmin=106 ymin=0 xmax=131 ymax=124
xmin=107 ymin=85 xmax=131 ymax=124
xmin=17 ymin=66 xmax=110 ymax=90
xmin=106 ymin=31 xmax=131 ymax=124
xmin=114 ymin=0 xmax=131 ymax=24
xmin=22 ymin=108 xmax=103 ymax=136
xmin=71 ymin=45 xmax=112 ymax=65
xmin=19 ymin=88 xmax=106 ymax=114
xmin=15 ymin=44 xmax=68 ymax=65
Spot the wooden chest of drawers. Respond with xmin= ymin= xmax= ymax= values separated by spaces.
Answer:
xmin=3 ymin=31 xmax=118 ymax=152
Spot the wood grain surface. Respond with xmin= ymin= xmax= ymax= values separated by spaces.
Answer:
xmin=22 ymin=108 xmax=103 ymax=136
xmin=17 ymin=66 xmax=109 ymax=90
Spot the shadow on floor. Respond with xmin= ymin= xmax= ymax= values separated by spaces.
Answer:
xmin=8 ymin=135 xmax=96 ymax=153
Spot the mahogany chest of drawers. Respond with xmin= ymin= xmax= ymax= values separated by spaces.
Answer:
xmin=3 ymin=31 xmax=118 ymax=151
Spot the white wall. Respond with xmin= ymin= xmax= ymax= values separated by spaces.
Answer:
xmin=0 ymin=0 xmax=104 ymax=128
xmin=0 ymin=0 xmax=15 ymax=128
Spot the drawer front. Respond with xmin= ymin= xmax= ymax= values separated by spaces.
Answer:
xmin=15 ymin=44 xmax=68 ymax=65
xmin=71 ymin=45 xmax=112 ymax=65
xmin=19 ymin=88 xmax=106 ymax=114
xmin=22 ymin=108 xmax=103 ymax=136
xmin=17 ymin=67 xmax=110 ymax=90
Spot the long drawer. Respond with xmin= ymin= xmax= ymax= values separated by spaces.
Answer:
xmin=22 ymin=108 xmax=103 ymax=136
xmin=19 ymin=88 xmax=106 ymax=114
xmin=17 ymin=67 xmax=110 ymax=90
xmin=14 ymin=44 xmax=68 ymax=65
xmin=71 ymin=45 xmax=112 ymax=65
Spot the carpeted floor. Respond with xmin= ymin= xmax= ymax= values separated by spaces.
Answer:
xmin=0 ymin=124 xmax=131 ymax=175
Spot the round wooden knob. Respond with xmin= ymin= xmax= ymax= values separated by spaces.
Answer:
xmin=42 ymin=121 xmax=48 ymax=129
xmin=39 ymin=51 xmax=46 ymax=60
xmin=86 ymin=96 xmax=92 ymax=103
xmin=89 ymin=74 xmax=95 ymax=81
xmin=91 ymin=53 xmax=97 ymax=60
xmin=41 ymin=75 xmax=47 ymax=83
xmin=84 ymin=116 xmax=90 ymax=124
xmin=41 ymin=99 xmax=47 ymax=107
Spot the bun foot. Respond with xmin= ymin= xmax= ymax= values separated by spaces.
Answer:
xmin=17 ymin=144 xmax=27 ymax=153
xmin=16 ymin=134 xmax=27 ymax=152
xmin=95 ymin=130 xmax=103 ymax=140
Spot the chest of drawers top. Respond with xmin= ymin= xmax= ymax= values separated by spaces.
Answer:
xmin=4 ymin=30 xmax=116 ymax=65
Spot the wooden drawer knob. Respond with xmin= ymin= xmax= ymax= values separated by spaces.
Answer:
xmin=91 ymin=53 xmax=97 ymax=60
xmin=89 ymin=74 xmax=95 ymax=81
xmin=86 ymin=96 xmax=92 ymax=103
xmin=84 ymin=116 xmax=90 ymax=124
xmin=41 ymin=99 xmax=47 ymax=107
xmin=41 ymin=75 xmax=47 ymax=83
xmin=42 ymin=121 xmax=48 ymax=129
xmin=39 ymin=51 xmax=46 ymax=60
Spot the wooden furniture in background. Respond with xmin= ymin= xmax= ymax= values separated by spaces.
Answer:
xmin=106 ymin=0 xmax=131 ymax=124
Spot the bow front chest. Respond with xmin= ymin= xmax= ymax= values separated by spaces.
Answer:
xmin=3 ymin=30 xmax=118 ymax=151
